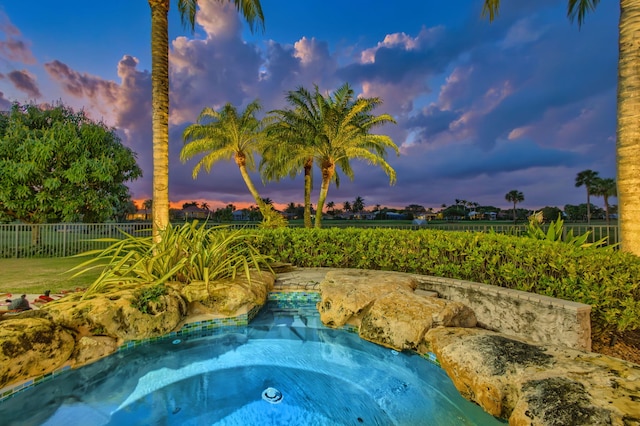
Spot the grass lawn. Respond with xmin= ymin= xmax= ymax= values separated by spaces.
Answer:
xmin=0 ymin=257 xmax=102 ymax=295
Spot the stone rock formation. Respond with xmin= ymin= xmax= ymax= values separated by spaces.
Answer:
xmin=425 ymin=326 xmax=640 ymax=425
xmin=43 ymin=283 xmax=188 ymax=343
xmin=181 ymin=270 xmax=275 ymax=317
xmin=317 ymin=269 xmax=477 ymax=352
xmin=71 ymin=336 xmax=119 ymax=366
xmin=0 ymin=316 xmax=75 ymax=388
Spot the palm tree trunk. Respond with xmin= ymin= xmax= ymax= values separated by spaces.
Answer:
xmin=586 ymin=191 xmax=591 ymax=225
xmin=237 ymin=161 xmax=266 ymax=213
xmin=604 ymin=195 xmax=610 ymax=225
xmin=513 ymin=202 xmax=517 ymax=224
xmin=303 ymin=157 xmax=313 ymax=228
xmin=315 ymin=162 xmax=335 ymax=228
xmin=149 ymin=0 xmax=170 ymax=244
xmin=617 ymin=0 xmax=640 ymax=256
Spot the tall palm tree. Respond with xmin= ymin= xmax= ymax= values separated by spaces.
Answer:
xmin=505 ymin=189 xmax=524 ymax=224
xmin=148 ymin=0 xmax=264 ymax=243
xmin=181 ymin=100 xmax=270 ymax=217
xmin=353 ymin=196 xmax=365 ymax=213
xmin=312 ymin=83 xmax=398 ymax=227
xmin=575 ymin=169 xmax=599 ymax=224
xmin=591 ymin=177 xmax=618 ymax=224
xmin=482 ymin=0 xmax=639 ymax=255
xmin=263 ymin=87 xmax=325 ymax=229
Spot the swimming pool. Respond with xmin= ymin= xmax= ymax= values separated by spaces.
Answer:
xmin=0 ymin=295 xmax=504 ymax=425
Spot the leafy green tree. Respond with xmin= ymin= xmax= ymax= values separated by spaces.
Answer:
xmin=505 ymin=190 xmax=524 ymax=224
xmin=181 ymin=101 xmax=284 ymax=227
xmin=113 ymin=196 xmax=138 ymax=222
xmin=591 ymin=177 xmax=617 ymax=224
xmin=575 ymin=169 xmax=599 ymax=224
xmin=148 ymin=0 xmax=264 ymax=242
xmin=0 ymin=102 xmax=142 ymax=231
xmin=481 ymin=0 xmax=639 ymax=255
xmin=540 ymin=206 xmax=562 ymax=223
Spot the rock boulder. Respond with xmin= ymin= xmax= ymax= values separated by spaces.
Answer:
xmin=425 ymin=326 xmax=640 ymax=424
xmin=318 ymin=269 xmax=477 ymax=352
xmin=182 ymin=270 xmax=275 ymax=317
xmin=43 ymin=283 xmax=187 ymax=343
xmin=0 ymin=317 xmax=75 ymax=388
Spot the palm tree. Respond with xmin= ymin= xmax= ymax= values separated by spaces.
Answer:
xmin=148 ymin=0 xmax=264 ymax=243
xmin=591 ymin=177 xmax=618 ymax=224
xmin=352 ymin=196 xmax=365 ymax=213
xmin=313 ymin=84 xmax=398 ymax=227
xmin=326 ymin=201 xmax=335 ymax=215
xmin=575 ymin=169 xmax=599 ymax=224
xmin=263 ymin=87 xmax=324 ymax=229
xmin=505 ymin=190 xmax=524 ymax=224
xmin=343 ymin=201 xmax=352 ymax=213
xmin=481 ymin=1 xmax=639 ymax=255
xmin=181 ymin=100 xmax=271 ymax=218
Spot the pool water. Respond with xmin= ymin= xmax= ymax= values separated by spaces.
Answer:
xmin=0 ymin=299 xmax=504 ymax=425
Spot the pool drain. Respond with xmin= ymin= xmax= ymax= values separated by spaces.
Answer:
xmin=262 ymin=387 xmax=283 ymax=404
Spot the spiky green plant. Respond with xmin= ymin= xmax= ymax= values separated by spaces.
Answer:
xmin=525 ymin=211 xmax=610 ymax=248
xmin=69 ymin=221 xmax=271 ymax=299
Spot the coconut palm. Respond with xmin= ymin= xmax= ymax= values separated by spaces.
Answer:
xmin=505 ymin=190 xmax=524 ymax=224
xmin=352 ymin=196 xmax=365 ymax=213
xmin=263 ymin=87 xmax=324 ymax=228
xmin=575 ymin=169 xmax=599 ymax=224
xmin=326 ymin=201 xmax=335 ymax=214
xmin=148 ymin=0 xmax=264 ymax=243
xmin=482 ymin=0 xmax=638 ymax=254
xmin=591 ymin=177 xmax=617 ymax=224
xmin=181 ymin=100 xmax=271 ymax=217
xmin=311 ymin=83 xmax=398 ymax=227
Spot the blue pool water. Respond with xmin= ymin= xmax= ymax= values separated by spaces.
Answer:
xmin=0 ymin=298 xmax=504 ymax=425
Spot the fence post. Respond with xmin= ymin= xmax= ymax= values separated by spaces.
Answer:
xmin=62 ymin=224 xmax=67 ymax=257
xmin=14 ymin=223 xmax=18 ymax=258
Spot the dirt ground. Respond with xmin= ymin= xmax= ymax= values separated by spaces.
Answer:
xmin=591 ymin=329 xmax=640 ymax=365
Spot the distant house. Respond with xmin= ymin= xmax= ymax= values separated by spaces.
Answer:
xmin=182 ymin=205 xmax=210 ymax=220
xmin=127 ymin=209 xmax=152 ymax=221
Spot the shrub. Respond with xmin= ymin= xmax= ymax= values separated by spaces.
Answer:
xmin=70 ymin=221 xmax=271 ymax=299
xmin=252 ymin=228 xmax=640 ymax=334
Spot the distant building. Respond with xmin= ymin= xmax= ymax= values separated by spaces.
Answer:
xmin=182 ymin=205 xmax=211 ymax=220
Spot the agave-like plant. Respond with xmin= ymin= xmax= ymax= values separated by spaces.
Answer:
xmin=525 ymin=212 xmax=610 ymax=248
xmin=69 ymin=221 xmax=271 ymax=299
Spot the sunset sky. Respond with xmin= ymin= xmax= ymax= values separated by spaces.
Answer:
xmin=0 ymin=0 xmax=618 ymax=212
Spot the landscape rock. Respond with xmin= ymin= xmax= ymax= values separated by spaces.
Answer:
xmin=317 ymin=269 xmax=418 ymax=327
xmin=42 ymin=283 xmax=187 ymax=343
xmin=359 ymin=290 xmax=476 ymax=351
xmin=425 ymin=326 xmax=640 ymax=424
xmin=0 ymin=317 xmax=75 ymax=388
xmin=71 ymin=336 xmax=118 ymax=366
xmin=182 ymin=270 xmax=275 ymax=317
xmin=318 ymin=269 xmax=476 ymax=352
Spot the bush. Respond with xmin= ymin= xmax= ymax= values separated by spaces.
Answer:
xmin=252 ymin=228 xmax=640 ymax=334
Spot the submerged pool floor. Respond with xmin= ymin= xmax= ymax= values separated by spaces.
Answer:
xmin=0 ymin=297 xmax=504 ymax=425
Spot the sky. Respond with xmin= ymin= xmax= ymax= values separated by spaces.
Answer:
xmin=0 ymin=0 xmax=619 ymax=212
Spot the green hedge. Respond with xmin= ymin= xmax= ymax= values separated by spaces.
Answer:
xmin=251 ymin=228 xmax=640 ymax=334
